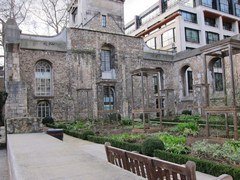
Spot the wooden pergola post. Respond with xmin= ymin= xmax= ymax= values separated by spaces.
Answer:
xmin=131 ymin=75 xmax=135 ymax=128
xmin=206 ymin=113 xmax=210 ymax=137
xmin=203 ymin=53 xmax=210 ymax=107
xmin=225 ymin=113 xmax=229 ymax=138
xmin=157 ymin=72 xmax=163 ymax=130
xmin=141 ymin=71 xmax=146 ymax=131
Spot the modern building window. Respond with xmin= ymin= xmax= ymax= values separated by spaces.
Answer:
xmin=223 ymin=22 xmax=232 ymax=31
xmin=146 ymin=38 xmax=156 ymax=49
xmin=182 ymin=11 xmax=197 ymax=23
xmin=224 ymin=35 xmax=231 ymax=39
xmin=236 ymin=4 xmax=240 ymax=17
xmin=186 ymin=47 xmax=195 ymax=50
xmin=103 ymin=86 xmax=115 ymax=110
xmin=161 ymin=28 xmax=175 ymax=47
xmin=220 ymin=0 xmax=229 ymax=13
xmin=205 ymin=17 xmax=216 ymax=27
xmin=71 ymin=7 xmax=78 ymax=24
xmin=125 ymin=23 xmax=135 ymax=34
xmin=35 ymin=60 xmax=52 ymax=96
xmin=141 ymin=8 xmax=160 ymax=25
xmin=102 ymin=15 xmax=107 ymax=27
xmin=37 ymin=101 xmax=51 ymax=119
xmin=185 ymin=28 xmax=199 ymax=43
xmin=202 ymin=0 xmax=213 ymax=8
xmin=212 ymin=59 xmax=224 ymax=91
xmin=206 ymin=32 xmax=219 ymax=44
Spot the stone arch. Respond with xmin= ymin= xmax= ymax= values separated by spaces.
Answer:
xmin=180 ymin=65 xmax=193 ymax=96
xmin=208 ymin=57 xmax=224 ymax=92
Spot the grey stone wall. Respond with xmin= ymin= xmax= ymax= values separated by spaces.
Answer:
xmin=6 ymin=117 xmax=43 ymax=134
xmin=17 ymin=28 xmax=145 ymax=120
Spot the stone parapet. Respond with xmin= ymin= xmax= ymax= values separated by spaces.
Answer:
xmin=6 ymin=117 xmax=43 ymax=134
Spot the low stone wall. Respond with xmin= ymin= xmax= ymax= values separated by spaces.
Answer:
xmin=6 ymin=117 xmax=43 ymax=134
xmin=0 ymin=126 xmax=6 ymax=144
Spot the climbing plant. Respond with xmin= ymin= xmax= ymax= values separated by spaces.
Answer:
xmin=0 ymin=91 xmax=8 ymax=126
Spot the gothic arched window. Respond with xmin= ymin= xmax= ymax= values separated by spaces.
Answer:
xmin=212 ymin=59 xmax=223 ymax=92
xmin=35 ymin=61 xmax=52 ymax=96
xmin=181 ymin=66 xmax=193 ymax=96
xmin=103 ymin=86 xmax=115 ymax=110
xmin=37 ymin=101 xmax=51 ymax=118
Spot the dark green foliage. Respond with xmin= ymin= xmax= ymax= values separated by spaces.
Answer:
xmin=0 ymin=92 xmax=8 ymax=126
xmin=121 ymin=118 xmax=132 ymax=126
xmin=81 ymin=130 xmax=95 ymax=140
xmin=108 ymin=113 xmax=121 ymax=122
xmin=42 ymin=116 xmax=54 ymax=125
xmin=87 ymin=135 xmax=142 ymax=152
xmin=182 ymin=110 xmax=192 ymax=115
xmin=171 ymin=122 xmax=199 ymax=136
xmin=141 ymin=138 xmax=165 ymax=156
xmin=154 ymin=150 xmax=240 ymax=179
xmin=139 ymin=113 xmax=149 ymax=121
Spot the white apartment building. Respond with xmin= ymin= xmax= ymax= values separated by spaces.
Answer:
xmin=125 ymin=0 xmax=240 ymax=52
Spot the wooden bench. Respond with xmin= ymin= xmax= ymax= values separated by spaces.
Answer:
xmin=105 ymin=142 xmax=233 ymax=180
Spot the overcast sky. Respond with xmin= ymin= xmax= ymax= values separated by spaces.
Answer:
xmin=124 ymin=0 xmax=159 ymax=24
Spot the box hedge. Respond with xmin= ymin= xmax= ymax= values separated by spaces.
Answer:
xmin=87 ymin=135 xmax=142 ymax=153
xmin=154 ymin=150 xmax=240 ymax=179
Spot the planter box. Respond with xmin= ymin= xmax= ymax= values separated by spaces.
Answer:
xmin=47 ymin=129 xmax=63 ymax=140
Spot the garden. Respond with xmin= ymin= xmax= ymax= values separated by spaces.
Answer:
xmin=46 ymin=113 xmax=240 ymax=179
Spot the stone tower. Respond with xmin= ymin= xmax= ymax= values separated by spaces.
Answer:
xmin=68 ymin=0 xmax=125 ymax=34
xmin=4 ymin=19 xmax=28 ymax=119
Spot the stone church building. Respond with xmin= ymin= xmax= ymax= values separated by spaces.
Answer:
xmin=3 ymin=0 xmax=240 ymax=138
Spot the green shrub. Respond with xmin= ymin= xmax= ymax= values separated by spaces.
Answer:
xmin=82 ymin=130 xmax=95 ymax=140
xmin=178 ymin=115 xmax=200 ymax=122
xmin=172 ymin=122 xmax=199 ymax=136
xmin=109 ymin=133 xmax=146 ymax=143
xmin=182 ymin=110 xmax=192 ymax=115
xmin=108 ymin=113 xmax=121 ymax=121
xmin=88 ymin=135 xmax=142 ymax=152
xmin=154 ymin=150 xmax=240 ymax=179
xmin=42 ymin=116 xmax=54 ymax=125
xmin=141 ymin=137 xmax=165 ymax=156
xmin=121 ymin=118 xmax=132 ymax=126
xmin=155 ymin=133 xmax=189 ymax=154
xmin=192 ymin=140 xmax=240 ymax=165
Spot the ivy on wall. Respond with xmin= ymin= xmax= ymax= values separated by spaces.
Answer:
xmin=0 ymin=92 xmax=8 ymax=126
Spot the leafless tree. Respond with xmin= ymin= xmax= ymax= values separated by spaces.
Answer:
xmin=0 ymin=0 xmax=32 ymax=47
xmin=31 ymin=0 xmax=69 ymax=34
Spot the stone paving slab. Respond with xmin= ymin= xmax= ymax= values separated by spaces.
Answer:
xmin=0 ymin=149 xmax=9 ymax=180
xmin=7 ymin=133 xmax=144 ymax=180
xmin=63 ymin=134 xmax=218 ymax=180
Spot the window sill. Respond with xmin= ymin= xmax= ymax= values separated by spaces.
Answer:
xmin=34 ymin=95 xmax=54 ymax=99
xmin=186 ymin=40 xmax=200 ymax=44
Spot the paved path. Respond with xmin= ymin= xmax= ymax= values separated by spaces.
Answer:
xmin=0 ymin=148 xmax=9 ymax=180
xmin=6 ymin=133 xmax=220 ymax=180
xmin=63 ymin=134 xmax=217 ymax=180
xmin=7 ymin=133 xmax=144 ymax=180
